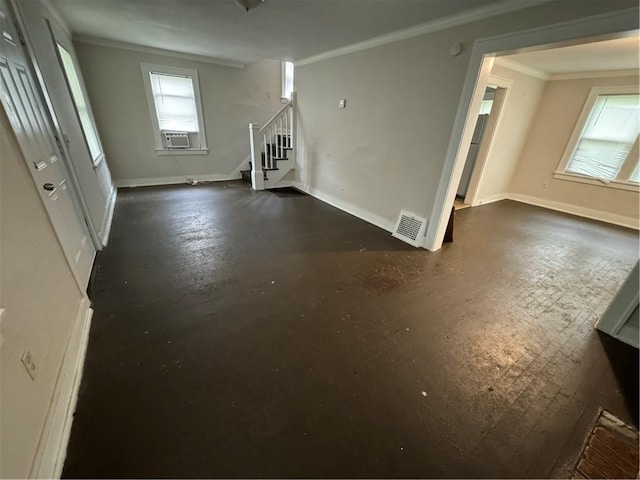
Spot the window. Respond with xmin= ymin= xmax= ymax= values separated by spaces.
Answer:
xmin=479 ymin=87 xmax=496 ymax=115
xmin=140 ymin=64 xmax=207 ymax=154
xmin=556 ymin=87 xmax=639 ymax=190
xmin=57 ymin=44 xmax=104 ymax=166
xmin=479 ymin=99 xmax=494 ymax=115
xmin=150 ymin=73 xmax=199 ymax=132
xmin=282 ymin=61 xmax=294 ymax=101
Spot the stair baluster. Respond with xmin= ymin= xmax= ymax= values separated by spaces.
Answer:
xmin=246 ymin=92 xmax=296 ymax=190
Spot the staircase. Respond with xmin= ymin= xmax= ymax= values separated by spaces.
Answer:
xmin=241 ymin=92 xmax=296 ymax=190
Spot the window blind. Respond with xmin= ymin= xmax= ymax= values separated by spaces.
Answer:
xmin=566 ymin=94 xmax=640 ymax=181
xmin=149 ymin=72 xmax=199 ymax=132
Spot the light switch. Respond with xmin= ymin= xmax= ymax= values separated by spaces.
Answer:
xmin=339 ymin=99 xmax=347 ymax=109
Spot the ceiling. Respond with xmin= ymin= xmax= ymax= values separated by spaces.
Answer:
xmin=502 ymin=35 xmax=640 ymax=74
xmin=51 ymin=0 xmax=530 ymax=65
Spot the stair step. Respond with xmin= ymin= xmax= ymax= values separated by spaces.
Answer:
xmin=260 ymin=155 xmax=288 ymax=162
xmin=266 ymin=143 xmax=292 ymax=153
xmin=249 ymin=162 xmax=280 ymax=171
xmin=241 ymin=169 xmax=268 ymax=181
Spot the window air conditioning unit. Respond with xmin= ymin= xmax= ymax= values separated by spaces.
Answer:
xmin=163 ymin=131 xmax=190 ymax=149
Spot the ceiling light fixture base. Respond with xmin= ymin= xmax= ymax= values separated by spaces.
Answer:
xmin=235 ymin=0 xmax=265 ymax=12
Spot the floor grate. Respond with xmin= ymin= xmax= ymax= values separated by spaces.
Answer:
xmin=573 ymin=410 xmax=639 ymax=479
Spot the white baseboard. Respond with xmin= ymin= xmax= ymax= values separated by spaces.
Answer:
xmin=114 ymin=173 xmax=241 ymax=188
xmin=29 ymin=297 xmax=93 ymax=479
xmin=99 ymin=187 xmax=117 ymax=247
xmin=507 ymin=193 xmax=639 ymax=230
xmin=294 ymin=183 xmax=395 ymax=233
xmin=474 ymin=193 xmax=508 ymax=206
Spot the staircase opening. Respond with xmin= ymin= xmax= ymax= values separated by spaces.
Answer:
xmin=242 ymin=92 xmax=297 ymax=191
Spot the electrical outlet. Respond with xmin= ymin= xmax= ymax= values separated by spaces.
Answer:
xmin=542 ymin=181 xmax=549 ymax=189
xmin=21 ymin=349 xmax=37 ymax=380
xmin=338 ymin=99 xmax=347 ymax=109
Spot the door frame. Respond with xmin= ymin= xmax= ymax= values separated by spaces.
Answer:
xmin=9 ymin=0 xmax=103 ymax=250
xmin=595 ymin=262 xmax=639 ymax=349
xmin=423 ymin=6 xmax=640 ymax=251
xmin=1 ymin=0 xmax=95 ymax=291
xmin=462 ymin=74 xmax=513 ymax=207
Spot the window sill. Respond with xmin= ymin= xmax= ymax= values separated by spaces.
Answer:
xmin=155 ymin=148 xmax=209 ymax=156
xmin=553 ymin=171 xmax=639 ymax=192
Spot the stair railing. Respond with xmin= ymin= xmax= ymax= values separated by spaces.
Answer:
xmin=249 ymin=92 xmax=296 ymax=190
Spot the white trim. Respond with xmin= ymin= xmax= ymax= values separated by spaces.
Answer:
xmin=29 ymin=297 xmax=93 ymax=479
xmin=114 ymin=173 xmax=241 ymax=188
xmin=53 ymin=36 xmax=106 ymax=169
xmin=507 ymin=192 xmax=639 ymax=230
xmin=140 ymin=63 xmax=208 ymax=152
xmin=155 ymin=148 xmax=209 ymax=156
xmin=550 ymin=68 xmax=639 ymax=81
xmin=294 ymin=183 xmax=395 ymax=233
xmin=475 ymin=192 xmax=508 ymax=205
xmin=41 ymin=0 xmax=71 ymax=36
xmin=464 ymin=74 xmax=514 ymax=206
xmin=553 ymin=171 xmax=640 ymax=192
xmin=425 ymin=6 xmax=640 ymax=252
xmin=99 ymin=187 xmax=117 ymax=247
xmin=92 ymin=153 xmax=105 ymax=168
xmin=493 ymin=57 xmax=550 ymax=80
xmin=73 ymin=34 xmax=245 ymax=69
xmin=10 ymin=2 xmax=104 ymax=250
xmin=296 ymin=0 xmax=554 ymax=66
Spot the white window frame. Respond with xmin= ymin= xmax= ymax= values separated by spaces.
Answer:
xmin=140 ymin=63 xmax=208 ymax=156
xmin=281 ymin=61 xmax=294 ymax=102
xmin=554 ymin=85 xmax=639 ymax=192
xmin=56 ymin=42 xmax=105 ymax=167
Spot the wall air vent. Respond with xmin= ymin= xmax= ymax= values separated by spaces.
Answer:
xmin=392 ymin=210 xmax=427 ymax=247
xmin=163 ymin=131 xmax=190 ymax=149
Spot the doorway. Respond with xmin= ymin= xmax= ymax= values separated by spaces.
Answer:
xmin=424 ymin=8 xmax=638 ymax=252
xmin=454 ymin=85 xmax=499 ymax=210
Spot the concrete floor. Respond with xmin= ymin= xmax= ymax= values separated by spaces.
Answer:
xmin=63 ymin=181 xmax=639 ymax=478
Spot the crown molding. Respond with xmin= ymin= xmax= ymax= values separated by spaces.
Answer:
xmin=295 ymin=0 xmax=554 ymax=67
xmin=73 ymin=34 xmax=245 ymax=69
xmin=493 ymin=57 xmax=550 ymax=80
xmin=550 ymin=68 xmax=639 ymax=80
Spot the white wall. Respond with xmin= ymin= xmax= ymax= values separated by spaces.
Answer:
xmin=0 ymin=105 xmax=84 ymax=478
xmin=17 ymin=0 xmax=114 ymax=242
xmin=294 ymin=0 xmax=638 ymax=232
xmin=509 ymin=73 xmax=639 ymax=224
xmin=472 ymin=63 xmax=547 ymax=204
xmin=74 ymin=41 xmax=283 ymax=186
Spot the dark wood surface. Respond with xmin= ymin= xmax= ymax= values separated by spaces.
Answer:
xmin=62 ymin=181 xmax=639 ymax=478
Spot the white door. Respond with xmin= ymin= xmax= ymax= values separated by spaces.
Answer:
xmin=0 ymin=1 xmax=95 ymax=289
